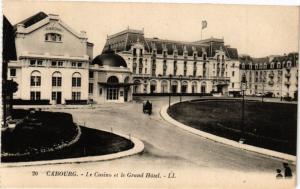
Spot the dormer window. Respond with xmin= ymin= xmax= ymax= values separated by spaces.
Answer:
xmin=45 ymin=33 xmax=62 ymax=42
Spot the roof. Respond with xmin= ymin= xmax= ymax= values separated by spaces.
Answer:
xmin=103 ymin=28 xmax=239 ymax=60
xmin=14 ymin=11 xmax=48 ymax=28
xmin=239 ymin=53 xmax=298 ymax=70
xmin=92 ymin=48 xmax=127 ymax=67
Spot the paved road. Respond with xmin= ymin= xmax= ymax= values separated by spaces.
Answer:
xmin=0 ymin=96 xmax=296 ymax=188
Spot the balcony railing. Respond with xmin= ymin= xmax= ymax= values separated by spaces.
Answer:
xmin=269 ymin=73 xmax=274 ymax=78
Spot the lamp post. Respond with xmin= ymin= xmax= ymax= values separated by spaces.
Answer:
xmin=169 ymin=74 xmax=172 ymax=108
xmin=240 ymin=73 xmax=247 ymax=143
xmin=179 ymin=75 xmax=183 ymax=102
xmin=262 ymin=78 xmax=265 ymax=103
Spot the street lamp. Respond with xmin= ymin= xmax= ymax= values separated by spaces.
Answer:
xmin=261 ymin=77 xmax=265 ymax=103
xmin=240 ymin=73 xmax=247 ymax=143
xmin=169 ymin=74 xmax=172 ymax=108
xmin=179 ymin=75 xmax=183 ymax=102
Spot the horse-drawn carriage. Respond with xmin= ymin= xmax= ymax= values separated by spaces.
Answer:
xmin=143 ymin=101 xmax=152 ymax=115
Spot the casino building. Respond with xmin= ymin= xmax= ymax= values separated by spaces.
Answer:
xmin=7 ymin=12 xmax=93 ymax=104
xmin=239 ymin=53 xmax=298 ymax=99
xmin=101 ymin=28 xmax=241 ymax=96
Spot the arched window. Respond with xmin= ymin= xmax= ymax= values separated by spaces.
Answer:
xmin=30 ymin=71 xmax=41 ymax=86
xmin=107 ymin=76 xmax=119 ymax=83
xmin=270 ymin=62 xmax=274 ymax=69
xmin=181 ymin=81 xmax=188 ymax=93
xmin=72 ymin=72 xmax=81 ymax=87
xmin=161 ymin=80 xmax=168 ymax=93
xmin=52 ymin=71 xmax=62 ymax=87
xmin=45 ymin=33 xmax=62 ymax=42
xmin=241 ymin=63 xmax=245 ymax=69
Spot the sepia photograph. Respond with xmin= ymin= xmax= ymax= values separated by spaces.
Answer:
xmin=0 ymin=0 xmax=299 ymax=188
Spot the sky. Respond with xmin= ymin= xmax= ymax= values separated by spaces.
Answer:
xmin=3 ymin=1 xmax=299 ymax=58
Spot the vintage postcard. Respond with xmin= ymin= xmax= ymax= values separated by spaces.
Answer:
xmin=1 ymin=1 xmax=298 ymax=188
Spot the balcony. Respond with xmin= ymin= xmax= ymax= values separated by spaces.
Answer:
xmin=269 ymin=73 xmax=274 ymax=78
xmin=286 ymin=66 xmax=291 ymax=71
xmin=133 ymin=74 xmax=151 ymax=78
xmin=268 ymin=81 xmax=274 ymax=86
xmin=285 ymin=73 xmax=291 ymax=78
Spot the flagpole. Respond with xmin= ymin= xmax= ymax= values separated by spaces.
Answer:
xmin=201 ymin=28 xmax=203 ymax=40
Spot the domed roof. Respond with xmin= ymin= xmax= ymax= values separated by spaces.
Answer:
xmin=92 ymin=48 xmax=127 ymax=67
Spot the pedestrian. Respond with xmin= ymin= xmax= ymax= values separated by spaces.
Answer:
xmin=283 ymin=163 xmax=292 ymax=178
xmin=275 ymin=169 xmax=283 ymax=179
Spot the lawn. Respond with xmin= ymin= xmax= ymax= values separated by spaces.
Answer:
xmin=1 ymin=109 xmax=134 ymax=162
xmin=168 ymin=100 xmax=297 ymax=155
xmin=2 ymin=126 xmax=134 ymax=162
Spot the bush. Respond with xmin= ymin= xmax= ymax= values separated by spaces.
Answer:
xmin=13 ymin=99 xmax=50 ymax=105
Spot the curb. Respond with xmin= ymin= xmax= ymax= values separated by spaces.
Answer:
xmin=0 ymin=131 xmax=144 ymax=168
xmin=160 ymin=101 xmax=296 ymax=164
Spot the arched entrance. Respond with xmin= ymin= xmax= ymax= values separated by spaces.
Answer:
xmin=201 ymin=82 xmax=206 ymax=93
xmin=150 ymin=80 xmax=157 ymax=94
xmin=191 ymin=81 xmax=197 ymax=93
xmin=161 ymin=80 xmax=168 ymax=93
xmin=171 ymin=81 xmax=178 ymax=93
xmin=181 ymin=81 xmax=188 ymax=93
xmin=107 ymin=76 xmax=119 ymax=100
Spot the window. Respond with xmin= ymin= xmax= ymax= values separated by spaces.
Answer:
xmin=270 ymin=63 xmax=274 ymax=69
xmin=133 ymin=58 xmax=137 ymax=73
xmin=277 ymin=62 xmax=281 ymax=69
xmin=10 ymin=68 xmax=16 ymax=77
xmin=52 ymin=72 xmax=62 ymax=87
xmin=89 ymin=71 xmax=94 ymax=79
xmin=77 ymin=62 xmax=82 ymax=67
xmin=45 ymin=33 xmax=62 ymax=42
xmin=30 ymin=60 xmax=36 ymax=66
xmin=99 ymin=88 xmax=102 ymax=95
xmin=203 ymin=54 xmax=207 ymax=60
xmin=51 ymin=61 xmax=57 ymax=66
xmin=184 ymin=61 xmax=187 ymax=76
xmin=89 ymin=83 xmax=93 ymax=94
xmin=163 ymin=60 xmax=167 ymax=76
xmin=30 ymin=71 xmax=41 ymax=86
xmin=71 ymin=62 xmax=77 ymax=67
xmin=72 ymin=92 xmax=81 ymax=100
xmin=231 ymin=83 xmax=234 ymax=88
xmin=173 ymin=61 xmax=177 ymax=76
xmin=72 ymin=72 xmax=81 ymax=87
xmin=30 ymin=91 xmax=41 ymax=100
xmin=232 ymin=71 xmax=235 ymax=77
xmin=37 ymin=60 xmax=43 ymax=66
xmin=217 ymin=55 xmax=220 ymax=61
xmin=58 ymin=61 xmax=63 ymax=67
xmin=139 ymin=58 xmax=143 ymax=74
xmin=133 ymin=48 xmax=137 ymax=56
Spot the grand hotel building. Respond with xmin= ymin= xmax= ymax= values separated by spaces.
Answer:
xmin=102 ymin=28 xmax=241 ymax=96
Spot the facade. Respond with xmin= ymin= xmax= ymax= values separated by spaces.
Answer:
xmin=239 ymin=53 xmax=298 ymax=98
xmin=7 ymin=12 xmax=93 ymax=104
xmin=102 ymin=28 xmax=240 ymax=95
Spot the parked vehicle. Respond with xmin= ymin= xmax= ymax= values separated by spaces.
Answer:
xmin=255 ymin=93 xmax=263 ymax=97
xmin=143 ymin=101 xmax=152 ymax=115
xmin=263 ymin=92 xmax=274 ymax=97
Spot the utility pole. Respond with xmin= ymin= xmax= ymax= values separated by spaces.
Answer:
xmin=240 ymin=73 xmax=247 ymax=143
xmin=169 ymin=74 xmax=172 ymax=108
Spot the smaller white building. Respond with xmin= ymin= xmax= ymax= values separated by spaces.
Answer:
xmin=89 ymin=49 xmax=133 ymax=103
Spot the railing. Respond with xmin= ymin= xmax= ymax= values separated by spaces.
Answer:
xmin=269 ymin=73 xmax=274 ymax=78
xmin=285 ymin=73 xmax=291 ymax=78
